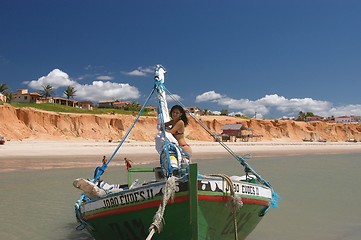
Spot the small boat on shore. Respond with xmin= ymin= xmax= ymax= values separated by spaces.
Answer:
xmin=0 ymin=135 xmax=5 ymax=145
xmin=73 ymin=65 xmax=279 ymax=240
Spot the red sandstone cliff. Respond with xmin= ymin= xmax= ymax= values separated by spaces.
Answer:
xmin=0 ymin=105 xmax=360 ymax=142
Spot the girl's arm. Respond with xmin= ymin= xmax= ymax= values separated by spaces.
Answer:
xmin=164 ymin=121 xmax=173 ymax=127
xmin=166 ymin=120 xmax=184 ymax=134
xmin=160 ymin=120 xmax=173 ymax=131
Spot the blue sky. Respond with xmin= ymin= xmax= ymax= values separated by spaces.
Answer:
xmin=1 ymin=0 xmax=360 ymax=119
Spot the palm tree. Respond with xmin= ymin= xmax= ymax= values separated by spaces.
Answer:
xmin=296 ymin=111 xmax=306 ymax=121
xmin=41 ymin=85 xmax=53 ymax=98
xmin=0 ymin=83 xmax=9 ymax=94
xmin=6 ymin=92 xmax=13 ymax=103
xmin=126 ymin=101 xmax=141 ymax=111
xmin=305 ymin=112 xmax=314 ymax=117
xmin=64 ymin=85 xmax=77 ymax=99
xmin=202 ymin=109 xmax=210 ymax=116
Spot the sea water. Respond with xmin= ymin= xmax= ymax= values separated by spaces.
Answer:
xmin=1 ymin=153 xmax=361 ymax=240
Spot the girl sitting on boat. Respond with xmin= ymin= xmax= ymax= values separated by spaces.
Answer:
xmin=163 ymin=105 xmax=192 ymax=158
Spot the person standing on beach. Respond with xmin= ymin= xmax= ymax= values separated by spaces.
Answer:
xmin=124 ymin=157 xmax=132 ymax=170
xmin=102 ymin=156 xmax=107 ymax=165
xmin=164 ymin=105 xmax=192 ymax=158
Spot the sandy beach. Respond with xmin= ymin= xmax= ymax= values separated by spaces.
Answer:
xmin=1 ymin=140 xmax=361 ymax=172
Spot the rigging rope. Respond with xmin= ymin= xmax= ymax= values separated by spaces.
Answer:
xmin=146 ymin=176 xmax=178 ymax=240
xmin=209 ymin=174 xmax=243 ymax=240
xmin=93 ymin=87 xmax=156 ymax=183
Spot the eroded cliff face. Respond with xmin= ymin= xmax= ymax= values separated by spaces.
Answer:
xmin=0 ymin=105 xmax=157 ymax=141
xmin=0 ymin=105 xmax=360 ymax=142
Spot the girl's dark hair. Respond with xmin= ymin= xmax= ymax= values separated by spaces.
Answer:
xmin=170 ymin=105 xmax=188 ymax=126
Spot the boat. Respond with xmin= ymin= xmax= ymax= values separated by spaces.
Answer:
xmin=73 ymin=65 xmax=279 ymax=240
xmin=0 ymin=135 xmax=5 ymax=145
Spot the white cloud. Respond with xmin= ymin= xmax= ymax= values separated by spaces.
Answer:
xmin=211 ymin=110 xmax=221 ymax=115
xmin=195 ymin=91 xmax=361 ymax=118
xmin=211 ymin=96 xmax=270 ymax=116
xmin=256 ymin=94 xmax=332 ymax=114
xmin=166 ymin=94 xmax=183 ymax=102
xmin=127 ymin=70 xmax=146 ymax=76
xmin=195 ymin=91 xmax=223 ymax=102
xmin=123 ymin=66 xmax=154 ymax=76
xmin=327 ymin=104 xmax=361 ymax=117
xmin=96 ymin=75 xmax=114 ymax=80
xmin=75 ymin=81 xmax=140 ymax=102
xmin=229 ymin=111 xmax=245 ymax=117
xmin=25 ymin=69 xmax=77 ymax=90
xmin=25 ymin=69 xmax=140 ymax=102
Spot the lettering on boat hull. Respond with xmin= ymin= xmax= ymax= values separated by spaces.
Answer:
xmin=199 ymin=179 xmax=272 ymax=198
xmin=82 ymin=181 xmax=189 ymax=213
xmin=103 ymin=188 xmax=155 ymax=208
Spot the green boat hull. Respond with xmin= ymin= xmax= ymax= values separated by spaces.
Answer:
xmin=76 ymin=164 xmax=272 ymax=240
xmin=83 ymin=199 xmax=266 ymax=240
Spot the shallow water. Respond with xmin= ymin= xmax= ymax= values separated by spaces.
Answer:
xmin=0 ymin=153 xmax=360 ymax=240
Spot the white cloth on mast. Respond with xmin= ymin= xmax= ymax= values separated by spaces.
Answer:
xmin=154 ymin=65 xmax=177 ymax=153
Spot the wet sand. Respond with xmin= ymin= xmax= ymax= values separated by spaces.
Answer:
xmin=1 ymin=140 xmax=361 ymax=172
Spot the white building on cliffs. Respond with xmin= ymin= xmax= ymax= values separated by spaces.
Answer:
xmin=13 ymin=89 xmax=41 ymax=103
xmin=0 ymin=93 xmax=6 ymax=103
xmin=335 ymin=116 xmax=361 ymax=124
